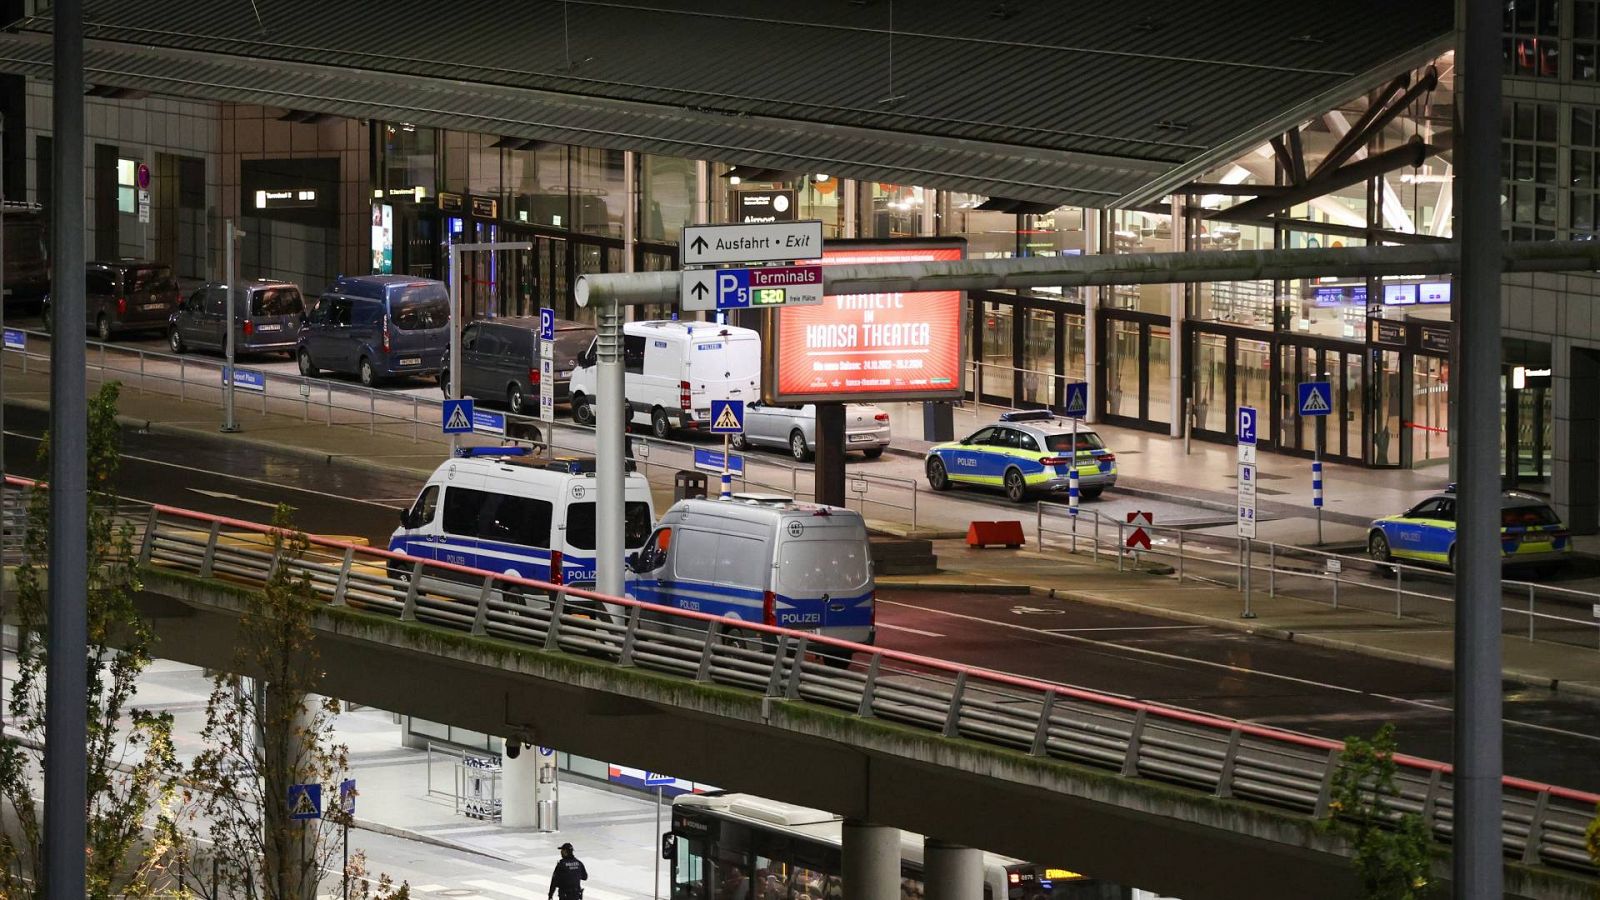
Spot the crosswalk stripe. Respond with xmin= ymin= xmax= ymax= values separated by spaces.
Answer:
xmin=464 ymin=879 xmax=540 ymax=899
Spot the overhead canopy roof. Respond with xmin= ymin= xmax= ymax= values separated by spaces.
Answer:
xmin=0 ymin=0 xmax=1453 ymax=208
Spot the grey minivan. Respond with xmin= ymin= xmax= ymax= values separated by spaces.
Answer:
xmin=297 ymin=275 xmax=449 ymax=386
xmin=441 ymin=316 xmax=595 ymax=414
xmin=45 ymin=260 xmax=181 ymax=341
xmin=168 ymin=279 xmax=305 ymax=357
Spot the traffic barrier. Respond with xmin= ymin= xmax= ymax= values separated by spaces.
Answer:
xmin=966 ymin=520 xmax=1024 ymax=549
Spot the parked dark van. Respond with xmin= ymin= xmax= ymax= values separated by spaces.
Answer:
xmin=44 ymin=260 xmax=181 ymax=341
xmin=442 ymin=316 xmax=595 ymax=414
xmin=168 ymin=279 xmax=306 ymax=357
xmin=296 ymin=275 xmax=449 ymax=386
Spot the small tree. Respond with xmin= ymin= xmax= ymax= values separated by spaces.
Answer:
xmin=1321 ymin=724 xmax=1434 ymax=899
xmin=184 ymin=504 xmax=404 ymax=900
xmin=0 ymin=381 xmax=186 ymax=897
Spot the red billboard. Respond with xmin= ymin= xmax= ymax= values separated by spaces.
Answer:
xmin=764 ymin=240 xmax=966 ymax=404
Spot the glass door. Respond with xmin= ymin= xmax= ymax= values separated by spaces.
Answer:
xmin=976 ymin=301 xmax=1015 ymax=406
xmin=1370 ymin=348 xmax=1403 ymax=467
xmin=1411 ymin=354 xmax=1451 ymax=465
xmin=1191 ymin=330 xmax=1229 ymax=437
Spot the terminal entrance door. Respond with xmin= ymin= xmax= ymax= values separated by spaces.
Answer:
xmin=1278 ymin=340 xmax=1365 ymax=464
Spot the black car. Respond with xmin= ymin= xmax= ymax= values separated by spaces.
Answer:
xmin=442 ymin=316 xmax=595 ymax=415
xmin=45 ymin=260 xmax=181 ymax=341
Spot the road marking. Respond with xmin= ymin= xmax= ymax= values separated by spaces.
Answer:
xmin=1044 ymin=625 xmax=1207 ymax=633
xmin=463 ymin=880 xmax=537 ymax=899
xmin=1010 ymin=605 xmax=1065 ymax=615
xmin=187 ymin=487 xmax=281 ymax=510
xmin=877 ymin=622 xmax=946 ymax=638
xmin=879 ymin=598 xmax=1600 ymax=745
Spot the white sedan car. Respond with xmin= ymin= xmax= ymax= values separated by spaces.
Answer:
xmin=731 ymin=402 xmax=891 ymax=460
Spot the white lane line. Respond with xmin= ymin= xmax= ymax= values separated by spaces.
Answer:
xmin=464 ymin=879 xmax=538 ymax=899
xmin=877 ymin=622 xmax=946 ymax=638
xmin=1044 ymin=625 xmax=1207 ymax=633
xmin=879 ymin=598 xmax=1600 ymax=745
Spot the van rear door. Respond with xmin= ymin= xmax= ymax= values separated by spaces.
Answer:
xmin=685 ymin=330 xmax=760 ymax=414
xmin=772 ymin=518 xmax=874 ymax=639
xmin=387 ymin=282 xmax=450 ymax=372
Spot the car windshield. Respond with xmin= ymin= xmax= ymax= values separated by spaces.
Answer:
xmin=1041 ymin=432 xmax=1106 ymax=453
xmin=251 ymin=287 xmax=303 ymax=317
xmin=390 ymin=285 xmax=449 ymax=330
xmin=127 ymin=267 xmax=178 ymax=295
xmin=1502 ymin=504 xmax=1560 ymax=528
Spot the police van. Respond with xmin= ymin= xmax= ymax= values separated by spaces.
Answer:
xmin=567 ymin=320 xmax=761 ymax=438
xmin=389 ymin=448 xmax=656 ymax=597
xmin=625 ymin=497 xmax=875 ymax=663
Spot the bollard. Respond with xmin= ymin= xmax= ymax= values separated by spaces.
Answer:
xmin=1528 ymin=583 xmax=1535 ymax=642
xmin=1176 ymin=530 xmax=1184 ymax=583
xmin=1394 ymin=566 xmax=1404 ymax=619
xmin=1267 ymin=543 xmax=1276 ymax=597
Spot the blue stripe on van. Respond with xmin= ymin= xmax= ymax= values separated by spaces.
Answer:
xmin=629 ymin=580 xmax=874 ymax=630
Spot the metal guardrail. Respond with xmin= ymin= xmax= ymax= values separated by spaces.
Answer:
xmin=1034 ymin=505 xmax=1600 ymax=652
xmin=14 ymin=478 xmax=1583 ymax=876
xmin=4 ymin=330 xmax=930 ymax=530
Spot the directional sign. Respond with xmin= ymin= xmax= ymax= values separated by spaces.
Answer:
xmin=222 ymin=367 xmax=266 ymax=392
xmin=682 ymin=220 xmax=823 ymax=266
xmin=473 ymin=408 xmax=506 ymax=436
xmin=680 ymin=269 xmax=716 ymax=310
xmin=288 ymin=783 xmax=322 ymax=821
xmin=1236 ymin=405 xmax=1257 ymax=446
xmin=442 ymin=398 xmax=475 ymax=434
xmin=1298 ymin=381 xmax=1333 ymax=417
xmin=709 ymin=399 xmax=745 ymax=435
xmin=693 ymin=448 xmax=745 ymax=475
xmin=339 ymin=778 xmax=357 ymax=816
xmin=644 ymin=772 xmax=675 ymax=787
xmin=539 ymin=306 xmax=555 ymax=342
xmin=2 ymin=329 xmax=23 ymax=351
xmin=1237 ymin=462 xmax=1258 ymax=538
xmin=1064 ymin=382 xmax=1088 ymax=420
xmin=1125 ymin=511 xmax=1153 ymax=551
xmin=683 ymin=266 xmax=826 ymax=312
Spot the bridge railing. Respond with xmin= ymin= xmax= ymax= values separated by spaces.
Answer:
xmin=7 ymin=476 xmax=1594 ymax=874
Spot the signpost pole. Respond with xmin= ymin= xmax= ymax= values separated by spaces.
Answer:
xmin=1236 ymin=406 xmax=1258 ymax=618
xmin=654 ymin=786 xmax=663 ymax=900
xmin=1314 ymin=419 xmax=1325 ymax=545
xmin=722 ymin=433 xmax=732 ymax=499
xmin=449 ymin=243 xmax=461 ymax=457
xmin=1069 ymin=414 xmax=1079 ymax=519
xmin=222 ymin=218 xmax=239 ymax=433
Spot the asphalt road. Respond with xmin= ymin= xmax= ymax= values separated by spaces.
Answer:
xmin=6 ymin=400 xmax=1598 ymax=792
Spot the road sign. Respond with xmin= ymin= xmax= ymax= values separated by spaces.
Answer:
xmin=709 ymin=399 xmax=745 ymax=434
xmin=539 ymin=306 xmax=555 ymax=341
xmin=135 ymin=162 xmax=150 ymax=190
xmin=1125 ymin=511 xmax=1152 ymax=550
xmin=693 ymin=448 xmax=744 ymax=475
xmin=3 ymin=329 xmax=24 ymax=351
xmin=644 ymin=772 xmax=674 ymax=787
xmin=1236 ymin=405 xmax=1257 ymax=445
xmin=682 ymin=265 xmax=826 ymax=312
xmin=443 ymin=399 xmax=474 ymax=434
xmin=538 ymin=344 xmax=555 ymax=424
xmin=680 ymin=269 xmax=715 ymax=310
xmin=288 ymin=783 xmax=322 ymax=821
xmin=1298 ymin=381 xmax=1332 ymax=416
xmin=137 ymin=189 xmax=151 ymax=224
xmin=1237 ymin=463 xmax=1258 ymax=538
xmin=682 ymin=220 xmax=823 ymax=266
xmin=1064 ymin=382 xmax=1088 ymax=419
xmin=222 ymin=367 xmax=265 ymax=392
xmin=473 ymin=408 xmax=506 ymax=436
xmin=339 ymin=778 xmax=356 ymax=816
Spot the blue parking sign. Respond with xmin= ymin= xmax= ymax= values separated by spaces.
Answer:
xmin=539 ymin=307 xmax=555 ymax=342
xmin=1237 ymin=406 xmax=1257 ymax=445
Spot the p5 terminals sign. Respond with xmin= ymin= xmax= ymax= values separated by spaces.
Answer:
xmin=761 ymin=238 xmax=967 ymax=405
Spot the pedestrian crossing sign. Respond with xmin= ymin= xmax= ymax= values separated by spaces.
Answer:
xmin=1064 ymin=382 xmax=1088 ymax=419
xmin=1297 ymin=381 xmax=1332 ymax=417
xmin=287 ymin=783 xmax=322 ymax=820
xmin=443 ymin=398 xmax=475 ymax=433
xmin=709 ymin=399 xmax=745 ymax=435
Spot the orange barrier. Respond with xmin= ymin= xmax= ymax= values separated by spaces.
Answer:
xmin=966 ymin=520 xmax=1025 ymax=549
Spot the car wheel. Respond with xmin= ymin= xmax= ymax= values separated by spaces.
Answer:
xmin=1003 ymin=467 xmax=1028 ymax=503
xmin=789 ymin=430 xmax=812 ymax=461
xmin=298 ymin=348 xmax=319 ymax=377
xmin=438 ymin=369 xmax=451 ymax=396
xmin=572 ymin=392 xmax=595 ymax=426
xmin=168 ymin=327 xmax=185 ymax=354
xmin=507 ymin=383 xmax=527 ymax=415
xmin=651 ymin=407 xmax=672 ymax=439
xmin=1368 ymin=531 xmax=1392 ymax=563
xmin=863 ymin=447 xmax=884 ymax=460
xmin=730 ymin=432 xmax=750 ymax=451
xmin=1448 ymin=545 xmax=1457 ymax=573
xmin=926 ymin=456 xmax=950 ymax=491
xmin=358 ymin=357 xmax=378 ymax=387
xmin=95 ymin=314 xmax=112 ymax=343
xmin=1081 ymin=486 xmax=1104 ymax=500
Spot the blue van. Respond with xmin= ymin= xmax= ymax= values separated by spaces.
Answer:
xmin=297 ymin=275 xmax=449 ymax=386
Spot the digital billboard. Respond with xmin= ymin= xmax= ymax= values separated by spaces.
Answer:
xmin=764 ymin=239 xmax=966 ymax=404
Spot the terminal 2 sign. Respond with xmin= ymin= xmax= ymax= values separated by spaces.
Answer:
xmin=763 ymin=239 xmax=966 ymax=404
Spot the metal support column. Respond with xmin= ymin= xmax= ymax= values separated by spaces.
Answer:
xmin=624 ymin=151 xmax=637 ymax=275
xmin=842 ymin=820 xmax=899 ymax=900
xmin=45 ymin=0 xmax=88 ymax=894
xmin=221 ymin=219 xmax=242 ymax=433
xmin=1084 ymin=208 xmax=1102 ymax=423
xmin=1454 ymin=0 xmax=1504 ymax=894
xmin=693 ymin=160 xmax=710 ymax=226
xmin=923 ymin=839 xmax=983 ymax=900
xmin=594 ymin=299 xmax=626 ymax=596
xmin=842 ymin=180 xmax=859 ymax=239
xmin=1169 ymin=195 xmax=1184 ymax=438
xmin=814 ymin=402 xmax=846 ymax=506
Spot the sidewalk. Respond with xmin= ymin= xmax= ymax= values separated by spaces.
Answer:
xmin=880 ymin=541 xmax=1600 ymax=698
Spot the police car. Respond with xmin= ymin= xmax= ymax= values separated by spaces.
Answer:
xmin=1367 ymin=486 xmax=1571 ymax=572
xmin=924 ymin=410 xmax=1117 ymax=503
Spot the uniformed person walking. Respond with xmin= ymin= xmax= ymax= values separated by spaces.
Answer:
xmin=548 ymin=842 xmax=588 ymax=900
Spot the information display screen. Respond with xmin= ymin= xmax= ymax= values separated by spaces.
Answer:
xmin=764 ymin=239 xmax=966 ymax=404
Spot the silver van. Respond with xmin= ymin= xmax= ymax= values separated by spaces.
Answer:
xmin=625 ymin=497 xmax=875 ymax=664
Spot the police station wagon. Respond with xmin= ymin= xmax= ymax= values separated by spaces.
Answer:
xmin=924 ymin=410 xmax=1117 ymax=503
xmin=1367 ymin=487 xmax=1571 ymax=573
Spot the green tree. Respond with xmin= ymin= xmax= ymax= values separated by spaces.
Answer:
xmin=183 ymin=505 xmax=405 ymax=900
xmin=1321 ymin=724 xmax=1434 ymax=899
xmin=0 ymin=381 xmax=186 ymax=897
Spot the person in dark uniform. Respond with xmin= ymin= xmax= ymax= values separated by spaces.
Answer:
xmin=548 ymin=842 xmax=588 ymax=900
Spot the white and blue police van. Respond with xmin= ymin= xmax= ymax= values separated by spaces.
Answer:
xmin=389 ymin=448 xmax=656 ymax=595
xmin=625 ymin=497 xmax=876 ymax=664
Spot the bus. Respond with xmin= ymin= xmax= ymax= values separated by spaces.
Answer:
xmin=2 ymin=202 xmax=49 ymax=305
xmin=664 ymin=792 xmax=1129 ymax=899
